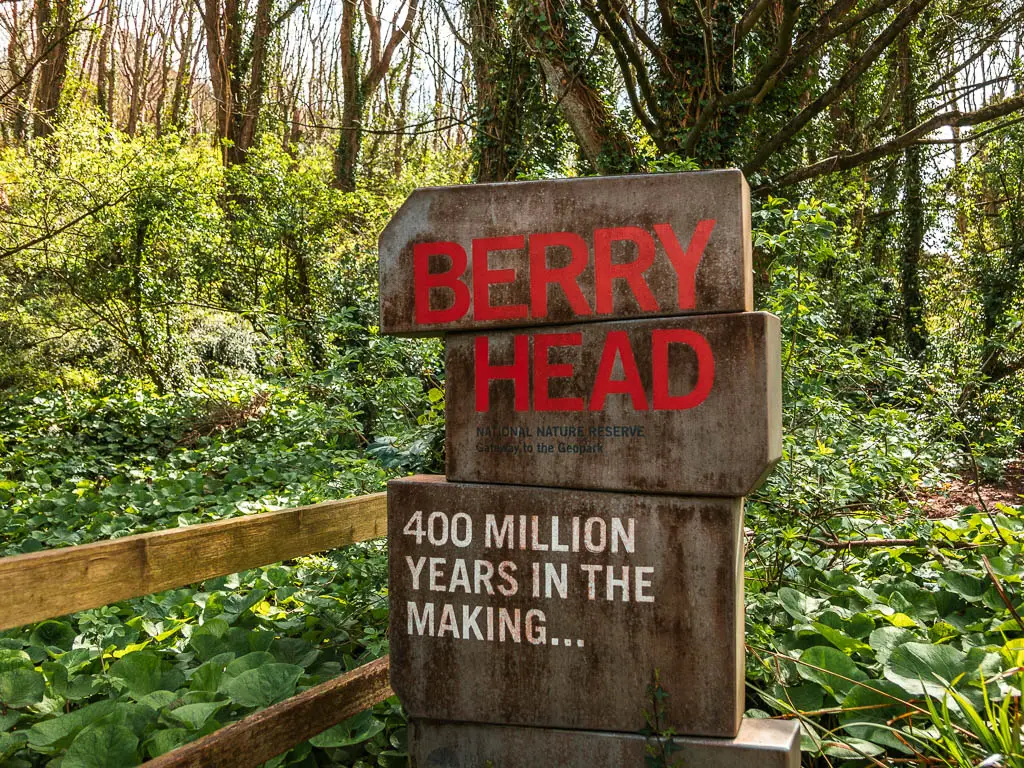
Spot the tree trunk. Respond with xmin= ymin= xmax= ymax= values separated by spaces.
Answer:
xmin=96 ymin=0 xmax=117 ymax=120
xmin=333 ymin=0 xmax=362 ymax=191
xmin=169 ymin=3 xmax=195 ymax=130
xmin=516 ymin=0 xmax=636 ymax=174
xmin=6 ymin=1 xmax=34 ymax=142
xmin=289 ymin=237 xmax=326 ymax=370
xmin=202 ymin=0 xmax=302 ymax=165
xmin=467 ymin=0 xmax=513 ymax=181
xmin=152 ymin=1 xmax=180 ymax=136
xmin=393 ymin=33 xmax=418 ymax=178
xmin=898 ymin=30 xmax=927 ymax=359
xmin=201 ymin=0 xmax=238 ymax=163
xmin=333 ymin=0 xmax=377 ymax=191
xmin=227 ymin=0 xmax=272 ymax=165
xmin=333 ymin=0 xmax=419 ymax=189
xmin=32 ymin=0 xmax=76 ymax=138
xmin=125 ymin=2 xmax=151 ymax=137
xmin=653 ymin=0 xmax=741 ymax=165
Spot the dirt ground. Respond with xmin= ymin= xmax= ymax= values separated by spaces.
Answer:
xmin=921 ymin=457 xmax=1024 ymax=518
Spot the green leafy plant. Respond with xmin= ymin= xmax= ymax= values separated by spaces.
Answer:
xmin=641 ymin=670 xmax=684 ymax=768
xmin=921 ymin=669 xmax=1024 ymax=767
xmin=0 ymin=372 xmax=438 ymax=766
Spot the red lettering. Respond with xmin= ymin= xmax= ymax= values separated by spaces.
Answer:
xmin=473 ymin=236 xmax=528 ymax=321
xmin=533 ymin=333 xmax=583 ymax=412
xmin=594 ymin=227 xmax=659 ymax=315
xmin=654 ymin=220 xmax=716 ymax=310
xmin=414 ymin=242 xmax=471 ymax=324
xmin=652 ymin=329 xmax=714 ymax=410
xmin=475 ymin=335 xmax=530 ymax=412
xmin=529 ymin=232 xmax=591 ymax=318
xmin=588 ymin=331 xmax=649 ymax=411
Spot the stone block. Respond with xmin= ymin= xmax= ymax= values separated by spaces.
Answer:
xmin=445 ymin=311 xmax=781 ymax=496
xmin=388 ymin=477 xmax=745 ymax=737
xmin=410 ymin=718 xmax=801 ymax=768
xmin=379 ymin=171 xmax=752 ymax=336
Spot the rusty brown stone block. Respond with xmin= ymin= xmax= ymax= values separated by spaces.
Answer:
xmin=409 ymin=718 xmax=801 ymax=768
xmin=445 ymin=311 xmax=781 ymax=497
xmin=388 ymin=476 xmax=745 ymax=737
xmin=379 ymin=171 xmax=752 ymax=336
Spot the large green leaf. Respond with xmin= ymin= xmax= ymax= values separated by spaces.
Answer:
xmin=0 ymin=650 xmax=32 ymax=674
xmin=110 ymin=702 xmax=159 ymax=737
xmin=0 ymin=730 xmax=28 ymax=761
xmin=146 ymin=728 xmax=192 ymax=759
xmin=812 ymin=622 xmax=871 ymax=654
xmin=310 ymin=710 xmax=385 ymax=748
xmin=839 ymin=680 xmax=917 ymax=753
xmin=137 ymin=690 xmax=178 ymax=710
xmin=867 ymin=626 xmax=917 ymax=665
xmin=189 ymin=657 xmax=229 ymax=694
xmin=778 ymin=587 xmax=822 ymax=620
xmin=939 ymin=571 xmax=987 ymax=602
xmin=822 ymin=737 xmax=885 ymax=759
xmin=271 ymin=638 xmax=319 ymax=668
xmin=164 ymin=701 xmax=229 ymax=730
xmin=188 ymin=620 xmax=231 ymax=661
xmin=109 ymin=652 xmax=163 ymax=699
xmin=27 ymin=700 xmax=119 ymax=752
xmin=817 ymin=610 xmax=875 ymax=640
xmin=770 ymin=682 xmax=823 ymax=714
xmin=62 ymin=723 xmax=139 ymax=768
xmin=220 ymin=589 xmax=268 ymax=624
xmin=222 ymin=652 xmax=276 ymax=679
xmin=883 ymin=642 xmax=971 ymax=698
xmin=797 ymin=646 xmax=867 ymax=699
xmin=29 ymin=621 xmax=77 ymax=651
xmin=219 ymin=663 xmax=303 ymax=708
xmin=0 ymin=668 xmax=45 ymax=708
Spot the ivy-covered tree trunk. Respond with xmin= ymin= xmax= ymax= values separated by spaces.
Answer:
xmin=977 ymin=207 xmax=1024 ymax=382
xmin=32 ymin=0 xmax=77 ymax=138
xmin=656 ymin=0 xmax=743 ymax=165
xmin=467 ymin=0 xmax=518 ymax=182
xmin=898 ymin=30 xmax=927 ymax=359
xmin=95 ymin=0 xmax=117 ymax=121
xmin=392 ymin=34 xmax=418 ymax=178
xmin=465 ymin=0 xmax=559 ymax=182
xmin=228 ymin=0 xmax=272 ymax=166
xmin=333 ymin=0 xmax=363 ymax=192
xmin=125 ymin=2 xmax=151 ymax=137
xmin=201 ymin=0 xmax=239 ymax=162
xmin=5 ymin=2 xmax=34 ymax=142
xmin=286 ymin=236 xmax=326 ymax=371
xmin=168 ymin=4 xmax=196 ymax=131
xmin=332 ymin=0 xmax=419 ymax=190
xmin=516 ymin=0 xmax=637 ymax=174
xmin=201 ymin=0 xmax=301 ymax=166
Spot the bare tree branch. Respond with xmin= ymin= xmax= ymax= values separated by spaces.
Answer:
xmin=685 ymin=0 xmax=800 ymax=154
xmin=744 ymin=0 xmax=931 ymax=174
xmin=769 ymin=92 xmax=1024 ymax=188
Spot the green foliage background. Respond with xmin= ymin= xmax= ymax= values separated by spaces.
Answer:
xmin=0 ymin=118 xmax=1022 ymax=767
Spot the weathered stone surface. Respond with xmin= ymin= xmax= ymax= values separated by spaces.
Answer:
xmin=379 ymin=171 xmax=752 ymax=336
xmin=388 ymin=476 xmax=744 ymax=737
xmin=445 ymin=311 xmax=781 ymax=496
xmin=410 ymin=718 xmax=801 ymax=768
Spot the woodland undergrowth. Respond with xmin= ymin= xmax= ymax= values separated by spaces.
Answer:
xmin=0 ymin=185 xmax=1022 ymax=767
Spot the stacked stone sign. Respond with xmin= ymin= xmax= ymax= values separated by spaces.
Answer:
xmin=379 ymin=171 xmax=800 ymax=767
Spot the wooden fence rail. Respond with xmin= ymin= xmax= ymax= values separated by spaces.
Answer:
xmin=0 ymin=493 xmax=387 ymax=632
xmin=148 ymin=657 xmax=392 ymax=768
xmin=0 ymin=492 xmax=393 ymax=767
